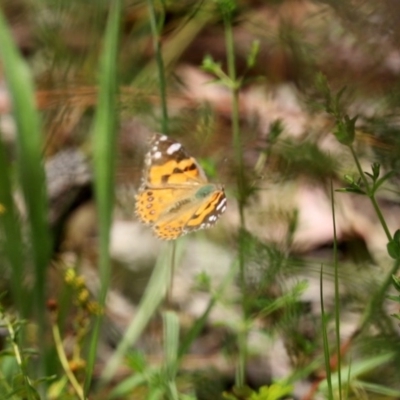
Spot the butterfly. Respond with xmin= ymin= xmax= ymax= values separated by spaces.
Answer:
xmin=135 ymin=134 xmax=227 ymax=240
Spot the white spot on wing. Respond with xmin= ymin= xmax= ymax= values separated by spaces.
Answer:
xmin=159 ymin=135 xmax=168 ymax=141
xmin=216 ymin=197 xmax=227 ymax=211
xmin=153 ymin=151 xmax=162 ymax=159
xmin=166 ymin=142 xmax=182 ymax=155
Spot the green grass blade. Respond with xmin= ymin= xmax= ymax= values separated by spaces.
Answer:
xmin=84 ymin=0 xmax=121 ymax=393
xmin=331 ymin=180 xmax=342 ymax=398
xmin=164 ymin=312 xmax=179 ymax=375
xmin=101 ymin=245 xmax=171 ymax=383
xmin=353 ymin=380 xmax=400 ymax=397
xmin=0 ymin=139 xmax=25 ymax=314
xmin=163 ymin=311 xmax=179 ymax=398
xmin=109 ymin=374 xmax=147 ymax=399
xmin=320 ymin=265 xmax=333 ymax=400
xmin=319 ymin=352 xmax=395 ymax=392
xmin=0 ymin=8 xmax=51 ymax=335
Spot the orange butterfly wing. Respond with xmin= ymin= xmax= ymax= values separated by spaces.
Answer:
xmin=135 ymin=134 xmax=226 ymax=240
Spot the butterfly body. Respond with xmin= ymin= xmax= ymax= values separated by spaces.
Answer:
xmin=135 ymin=134 xmax=226 ymax=240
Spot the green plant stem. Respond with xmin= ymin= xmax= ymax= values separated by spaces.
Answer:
xmin=359 ymin=258 xmax=400 ymax=333
xmin=4 ymin=316 xmax=35 ymax=396
xmin=320 ymin=267 xmax=333 ymax=400
xmin=348 ymin=146 xmax=400 ymax=332
xmin=6 ymin=318 xmax=25 ymax=371
xmin=52 ymin=322 xmax=85 ymax=400
xmin=330 ymin=181 xmax=342 ymax=399
xmin=223 ymin=6 xmax=248 ymax=388
xmin=224 ymin=16 xmax=245 ymax=219
xmin=85 ymin=1 xmax=120 ymax=393
xmin=147 ymin=0 xmax=169 ymax=134
xmin=349 ymin=146 xmax=392 ymax=241
xmin=166 ymin=241 xmax=177 ymax=306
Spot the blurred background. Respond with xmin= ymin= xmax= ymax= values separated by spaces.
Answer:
xmin=1 ymin=1 xmax=400 ymax=399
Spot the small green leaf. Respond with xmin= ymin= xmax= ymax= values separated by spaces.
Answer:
xmin=364 ymin=172 xmax=374 ymax=180
xmin=268 ymin=120 xmax=283 ymax=143
xmin=371 ymin=162 xmax=381 ymax=180
xmin=344 ymin=174 xmax=355 ymax=184
xmin=387 ymin=294 xmax=400 ymax=302
xmin=339 ymin=175 xmax=366 ymax=194
xmin=315 ymin=73 xmax=333 ymax=113
xmin=201 ymin=54 xmax=222 ymax=74
xmin=333 ymin=86 xmax=347 ymax=115
xmin=392 ymin=274 xmax=400 ymax=292
xmin=336 ymin=187 xmax=366 ymax=195
xmin=334 ymin=114 xmax=357 ymax=145
xmin=249 ymin=383 xmax=294 ymax=400
xmin=126 ymin=351 xmax=147 ymax=373
xmin=387 ymin=230 xmax=400 ymax=259
xmin=194 ymin=271 xmax=211 ymax=292
xmin=246 ymin=39 xmax=260 ymax=68
xmin=374 ymin=170 xmax=395 ymax=192
xmin=217 ymin=0 xmax=237 ymax=16
xmin=224 ymin=386 xmax=250 ymax=399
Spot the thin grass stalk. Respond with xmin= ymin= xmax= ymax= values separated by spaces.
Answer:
xmin=84 ymin=1 xmax=121 ymax=394
xmin=52 ymin=321 xmax=85 ymax=400
xmin=134 ymin=4 xmax=216 ymax=88
xmin=0 ymin=8 xmax=51 ymax=381
xmin=331 ymin=181 xmax=342 ymax=398
xmin=345 ymin=364 xmax=351 ymax=399
xmin=320 ymin=266 xmax=333 ymax=400
xmin=166 ymin=241 xmax=177 ymax=305
xmin=222 ymin=4 xmax=248 ymax=387
xmin=224 ymin=14 xmax=245 ymax=220
xmin=147 ymin=0 xmax=169 ymax=134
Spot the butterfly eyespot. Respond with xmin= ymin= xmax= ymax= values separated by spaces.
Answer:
xmin=135 ymin=134 xmax=227 ymax=240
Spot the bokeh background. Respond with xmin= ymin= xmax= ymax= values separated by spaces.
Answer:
xmin=1 ymin=1 xmax=400 ymax=399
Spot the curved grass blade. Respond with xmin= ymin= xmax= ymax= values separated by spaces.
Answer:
xmin=0 ymin=8 xmax=51 ymax=353
xmin=100 ymin=244 xmax=171 ymax=384
xmin=84 ymin=0 xmax=121 ymax=394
